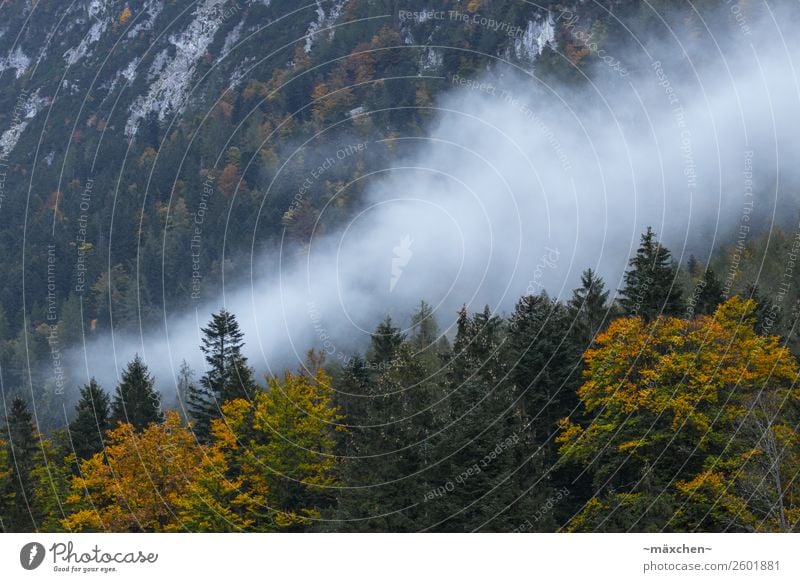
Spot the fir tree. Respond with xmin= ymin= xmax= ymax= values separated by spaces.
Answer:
xmin=175 ymin=360 xmax=195 ymax=423
xmin=687 ymin=254 xmax=699 ymax=277
xmin=367 ymin=316 xmax=405 ymax=366
xmin=745 ymin=283 xmax=780 ymax=335
xmin=692 ymin=267 xmax=724 ymax=316
xmin=110 ymin=356 xmax=164 ymax=431
xmin=428 ymin=305 xmax=540 ymax=531
xmin=619 ymin=227 xmax=684 ymax=321
xmin=1 ymin=397 xmax=39 ymax=531
xmin=567 ymin=269 xmax=611 ymax=349
xmin=188 ymin=310 xmax=255 ymax=440
xmin=69 ymin=379 xmax=110 ymax=459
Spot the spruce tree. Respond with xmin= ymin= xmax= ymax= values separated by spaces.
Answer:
xmin=567 ymin=269 xmax=611 ymax=349
xmin=693 ymin=267 xmax=724 ymax=316
xmin=367 ymin=316 xmax=405 ymax=366
xmin=175 ymin=360 xmax=195 ymax=423
xmin=1 ymin=397 xmax=39 ymax=531
xmin=188 ymin=310 xmax=255 ymax=440
xmin=69 ymin=379 xmax=110 ymax=459
xmin=745 ymin=283 xmax=779 ymax=335
xmin=619 ymin=227 xmax=684 ymax=321
xmin=687 ymin=254 xmax=699 ymax=277
xmin=110 ymin=356 xmax=164 ymax=431
xmin=429 ymin=305 xmax=539 ymax=531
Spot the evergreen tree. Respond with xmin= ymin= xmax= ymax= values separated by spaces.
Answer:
xmin=409 ymin=300 xmax=447 ymax=371
xmin=69 ymin=379 xmax=110 ymax=459
xmin=567 ymin=269 xmax=611 ymax=350
xmin=692 ymin=267 xmax=724 ymax=316
xmin=0 ymin=437 xmax=13 ymax=532
xmin=188 ymin=310 xmax=255 ymax=440
xmin=687 ymin=254 xmax=699 ymax=277
xmin=619 ymin=227 xmax=684 ymax=321
xmin=429 ymin=305 xmax=539 ymax=531
xmin=175 ymin=360 xmax=195 ymax=423
xmin=1 ymin=397 xmax=39 ymax=531
xmin=367 ymin=316 xmax=405 ymax=366
xmin=110 ymin=356 xmax=163 ymax=431
xmin=336 ymin=340 xmax=444 ymax=531
xmin=30 ymin=431 xmax=74 ymax=532
xmin=745 ymin=283 xmax=780 ymax=335
xmin=409 ymin=300 xmax=438 ymax=349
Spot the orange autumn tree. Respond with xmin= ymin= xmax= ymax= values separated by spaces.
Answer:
xmin=558 ymin=297 xmax=800 ymax=532
xmin=63 ymin=412 xmax=202 ymax=532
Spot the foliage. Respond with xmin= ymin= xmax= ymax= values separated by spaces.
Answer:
xmin=110 ymin=355 xmax=164 ymax=431
xmin=188 ymin=310 xmax=256 ymax=440
xmin=558 ymin=297 xmax=800 ymax=531
xmin=64 ymin=412 xmax=202 ymax=532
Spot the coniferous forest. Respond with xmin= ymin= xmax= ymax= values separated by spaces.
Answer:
xmin=3 ymin=228 xmax=800 ymax=532
xmin=1 ymin=0 xmax=800 ymax=535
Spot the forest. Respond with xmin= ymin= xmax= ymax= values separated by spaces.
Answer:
xmin=0 ymin=0 xmax=797 ymax=536
xmin=2 ymin=227 xmax=799 ymax=532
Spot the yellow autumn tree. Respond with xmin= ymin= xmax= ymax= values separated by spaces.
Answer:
xmin=558 ymin=297 xmax=800 ymax=532
xmin=63 ymin=412 xmax=202 ymax=532
xmin=212 ymin=368 xmax=344 ymax=530
xmin=0 ymin=439 xmax=14 ymax=526
xmin=119 ymin=6 xmax=132 ymax=25
xmin=169 ymin=428 xmax=271 ymax=532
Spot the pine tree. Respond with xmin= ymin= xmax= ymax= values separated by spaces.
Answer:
xmin=110 ymin=356 xmax=164 ymax=431
xmin=188 ymin=310 xmax=255 ymax=440
xmin=619 ymin=227 xmax=684 ymax=321
xmin=567 ymin=269 xmax=611 ymax=349
xmin=1 ymin=397 xmax=39 ymax=531
xmin=69 ymin=379 xmax=110 ymax=459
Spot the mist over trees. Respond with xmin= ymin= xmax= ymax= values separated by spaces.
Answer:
xmin=3 ymin=230 xmax=799 ymax=532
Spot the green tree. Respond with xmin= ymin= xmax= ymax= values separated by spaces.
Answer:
xmin=428 ymin=305 xmax=538 ymax=531
xmin=692 ymin=267 xmax=724 ymax=316
xmin=69 ymin=379 xmax=110 ymax=459
xmin=367 ymin=316 xmax=405 ymax=366
xmin=567 ymin=269 xmax=611 ymax=350
xmin=31 ymin=432 xmax=74 ymax=532
xmin=0 ymin=438 xmax=13 ymax=532
xmin=175 ymin=360 xmax=195 ymax=423
xmin=1 ymin=397 xmax=39 ymax=531
xmin=110 ymin=356 xmax=164 ymax=431
xmin=619 ymin=227 xmax=684 ymax=321
xmin=188 ymin=310 xmax=255 ymax=440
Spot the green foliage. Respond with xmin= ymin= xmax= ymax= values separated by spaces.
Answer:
xmin=619 ymin=227 xmax=684 ymax=320
xmin=188 ymin=309 xmax=256 ymax=440
xmin=69 ymin=379 xmax=110 ymax=460
xmin=110 ymin=355 xmax=164 ymax=431
xmin=1 ymin=398 xmax=39 ymax=531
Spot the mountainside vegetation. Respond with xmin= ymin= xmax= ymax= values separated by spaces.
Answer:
xmin=1 ymin=1 xmax=799 ymax=532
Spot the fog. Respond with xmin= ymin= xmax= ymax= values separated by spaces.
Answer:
xmin=71 ymin=3 xmax=800 ymax=396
